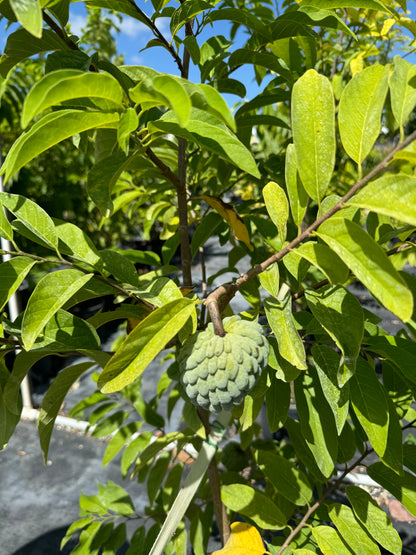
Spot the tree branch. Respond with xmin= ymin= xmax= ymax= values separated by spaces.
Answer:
xmin=125 ymin=0 xmax=184 ymax=74
xmin=206 ymin=128 xmax=416 ymax=319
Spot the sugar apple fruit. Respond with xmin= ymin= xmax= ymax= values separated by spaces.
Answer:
xmin=178 ymin=316 xmax=270 ymax=413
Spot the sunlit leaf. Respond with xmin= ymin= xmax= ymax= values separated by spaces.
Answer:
xmin=263 ymin=181 xmax=289 ymax=243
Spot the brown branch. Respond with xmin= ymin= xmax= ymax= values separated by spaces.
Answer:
xmin=197 ymin=407 xmax=230 ymax=545
xmin=145 ymin=147 xmax=182 ymax=190
xmin=206 ymin=128 xmax=416 ymax=319
xmin=126 ymin=0 xmax=184 ymax=74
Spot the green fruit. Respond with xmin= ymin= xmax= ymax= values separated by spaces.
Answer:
xmin=177 ymin=316 xmax=270 ymax=413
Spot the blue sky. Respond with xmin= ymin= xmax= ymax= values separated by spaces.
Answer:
xmin=1 ymin=1 xmax=416 ymax=103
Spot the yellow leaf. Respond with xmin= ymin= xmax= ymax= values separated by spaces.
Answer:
xmin=380 ymin=18 xmax=395 ymax=36
xmin=201 ymin=195 xmax=253 ymax=251
xmin=350 ymin=53 xmax=364 ymax=76
xmin=210 ymin=522 xmax=270 ymax=555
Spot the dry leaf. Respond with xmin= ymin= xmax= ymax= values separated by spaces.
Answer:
xmin=202 ymin=195 xmax=253 ymax=251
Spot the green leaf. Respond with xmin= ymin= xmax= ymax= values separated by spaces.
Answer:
xmin=317 ymin=217 xmax=413 ymax=322
xmin=346 ymin=485 xmax=402 ymax=555
xmin=299 ymin=0 xmax=391 ymax=10
xmin=10 ymin=0 xmax=43 ymax=38
xmin=21 ymin=69 xmax=125 ymax=128
xmin=291 ymin=69 xmax=335 ymax=202
xmin=328 ymin=503 xmax=380 ymax=554
xmin=292 ymin=242 xmax=349 ymax=285
xmin=91 ymin=410 xmax=130 ymax=439
xmin=170 ymin=0 xmax=211 ymax=36
xmin=389 ymin=55 xmax=416 ymax=131
xmin=257 ymin=450 xmax=313 ymax=506
xmin=0 ymin=192 xmax=58 ymax=251
xmin=133 ymin=431 xmax=186 ymax=472
xmin=0 ymin=356 xmax=22 ymax=450
xmin=305 ymin=285 xmax=364 ymax=384
xmin=0 ymin=28 xmax=68 ymax=77
xmin=348 ymin=174 xmax=416 ymax=227
xmin=266 ymin=377 xmax=290 ymax=432
xmin=285 ymin=144 xmax=308 ymax=231
xmin=259 ymin=263 xmax=280 ymax=298
xmin=264 ymin=294 xmax=307 ymax=370
xmin=221 ymin=484 xmax=287 ymax=530
xmin=38 ymin=361 xmax=93 ymax=462
xmin=0 ymin=256 xmax=36 ymax=311
xmin=22 ymin=269 xmax=94 ymax=350
xmin=285 ymin=417 xmax=326 ymax=482
xmin=349 ymin=357 xmax=390 ymax=460
xmin=149 ymin=109 xmax=259 ymax=178
xmin=312 ymin=346 xmax=349 ymax=434
xmin=338 ymin=64 xmax=389 ymax=165
xmin=294 ymin=368 xmax=338 ymax=478
xmin=263 ymin=181 xmax=289 ymax=243
xmin=99 ymin=249 xmax=139 ymax=286
xmin=102 ymin=421 xmax=143 ymax=467
xmin=368 ymin=462 xmax=416 ymax=517
xmin=147 ymin=452 xmax=171 ymax=505
xmin=0 ymin=203 xmax=13 ymax=242
xmin=118 ymin=107 xmax=137 ymax=153
xmin=32 ymin=309 xmax=101 ymax=351
xmin=54 ymin=219 xmax=102 ymax=268
xmin=130 ymin=74 xmax=191 ymax=126
xmin=312 ymin=525 xmax=353 ymax=555
xmin=98 ymin=298 xmax=196 ymax=393
xmin=0 ymin=110 xmax=120 ymax=183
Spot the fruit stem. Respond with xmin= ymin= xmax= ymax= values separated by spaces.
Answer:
xmin=206 ymin=299 xmax=226 ymax=336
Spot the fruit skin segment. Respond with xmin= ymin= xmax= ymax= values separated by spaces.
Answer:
xmin=178 ymin=316 xmax=270 ymax=413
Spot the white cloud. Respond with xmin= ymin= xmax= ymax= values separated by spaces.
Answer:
xmin=118 ymin=18 xmax=150 ymax=39
xmin=68 ymin=14 xmax=87 ymax=36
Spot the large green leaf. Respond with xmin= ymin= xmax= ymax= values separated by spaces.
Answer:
xmin=0 ymin=110 xmax=120 ymax=182
xmin=264 ymin=294 xmax=307 ymax=370
xmin=54 ymin=219 xmax=102 ymax=268
xmin=305 ymin=285 xmax=363 ymax=384
xmin=38 ymin=361 xmax=94 ymax=462
xmin=22 ymin=269 xmax=94 ymax=349
xmin=0 ymin=28 xmax=68 ymax=77
xmin=263 ymin=181 xmax=289 ymax=243
xmin=349 ymin=357 xmax=390 ymax=460
xmin=9 ymin=0 xmax=42 ymax=37
xmin=99 ymin=249 xmax=139 ymax=287
xmin=266 ymin=377 xmax=290 ymax=432
xmin=31 ymin=309 xmax=101 ymax=351
xmin=0 ymin=256 xmax=36 ymax=311
xmin=221 ymin=484 xmax=287 ymax=530
xmin=328 ymin=503 xmax=380 ymax=554
xmin=346 ymin=485 xmax=402 ymax=555
xmin=130 ymin=74 xmax=191 ymax=125
xmin=317 ymin=217 xmax=413 ymax=322
xmin=21 ymin=69 xmax=125 ymax=128
xmin=0 ymin=192 xmax=58 ymax=251
xmin=291 ymin=69 xmax=335 ymax=202
xmin=312 ymin=346 xmax=349 ymax=434
xmin=149 ymin=109 xmax=259 ymax=178
xmin=312 ymin=526 xmax=353 ymax=555
xmin=367 ymin=463 xmax=416 ymax=517
xmin=294 ymin=369 xmax=338 ymax=478
xmin=338 ymin=64 xmax=389 ymax=165
xmin=0 ymin=356 xmax=22 ymax=449
xmin=285 ymin=417 xmax=326 ymax=482
xmin=299 ymin=0 xmax=390 ymax=10
xmin=348 ymin=174 xmax=416 ymax=226
xmin=285 ymin=144 xmax=308 ymax=231
xmin=257 ymin=450 xmax=313 ymax=506
xmin=122 ymin=66 xmax=235 ymax=130
xmin=292 ymin=242 xmax=349 ymax=285
xmin=389 ymin=55 xmax=416 ymax=132
xmin=98 ymin=298 xmax=196 ymax=393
